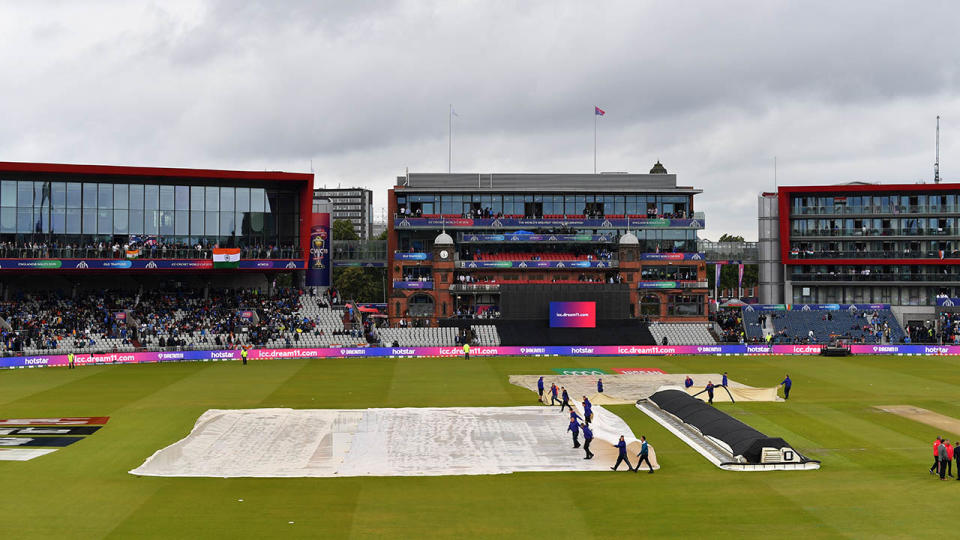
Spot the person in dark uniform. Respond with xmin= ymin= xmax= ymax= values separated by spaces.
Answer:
xmin=240 ymin=347 xmax=248 ymax=365
xmin=634 ymin=435 xmax=654 ymax=474
xmin=611 ymin=435 xmax=635 ymax=471
xmin=684 ymin=376 xmax=694 ymax=388
xmin=568 ymin=416 xmax=581 ymax=448
xmin=581 ymin=423 xmax=594 ymax=459
xmin=779 ymin=374 xmax=792 ymax=400
xmin=940 ymin=439 xmax=950 ymax=480
xmin=559 ymin=386 xmax=571 ymax=412
xmin=722 ymin=372 xmax=728 ymax=387
xmin=537 ymin=376 xmax=544 ymax=403
xmin=706 ymin=381 xmax=715 ymax=404
xmin=582 ymin=396 xmax=593 ymax=424
xmin=550 ymin=384 xmax=560 ymax=406
xmin=954 ymin=439 xmax=960 ymax=481
xmin=597 ymin=378 xmax=604 ymax=393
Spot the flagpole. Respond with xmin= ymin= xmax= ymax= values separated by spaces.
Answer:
xmin=448 ymin=104 xmax=452 ymax=173
xmin=593 ymin=111 xmax=597 ymax=174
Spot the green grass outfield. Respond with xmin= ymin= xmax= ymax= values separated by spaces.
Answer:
xmin=2 ymin=353 xmax=958 ymax=539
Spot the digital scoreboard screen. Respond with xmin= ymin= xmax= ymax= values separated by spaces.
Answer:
xmin=549 ymin=301 xmax=596 ymax=328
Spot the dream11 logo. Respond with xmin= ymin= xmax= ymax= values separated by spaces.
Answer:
xmin=549 ymin=301 xmax=596 ymax=328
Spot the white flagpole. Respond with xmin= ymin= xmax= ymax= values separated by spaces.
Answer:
xmin=594 ymin=110 xmax=597 ymax=174
xmin=448 ymin=104 xmax=453 ymax=173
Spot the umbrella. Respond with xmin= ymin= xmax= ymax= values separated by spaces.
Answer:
xmin=720 ymin=298 xmax=747 ymax=307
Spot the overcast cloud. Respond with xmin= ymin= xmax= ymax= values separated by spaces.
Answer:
xmin=2 ymin=0 xmax=959 ymax=240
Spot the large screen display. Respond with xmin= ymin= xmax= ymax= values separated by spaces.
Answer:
xmin=549 ymin=301 xmax=596 ymax=328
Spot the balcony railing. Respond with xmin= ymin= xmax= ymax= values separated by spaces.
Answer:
xmin=790 ymin=228 xmax=955 ymax=238
xmin=788 ymin=250 xmax=960 ymax=260
xmin=791 ymin=273 xmax=960 ymax=283
xmin=792 ymin=205 xmax=960 ymax=216
xmin=449 ymin=284 xmax=501 ymax=292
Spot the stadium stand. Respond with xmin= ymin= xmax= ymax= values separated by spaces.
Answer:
xmin=740 ymin=309 xmax=767 ymax=342
xmin=765 ymin=309 xmax=905 ymax=344
xmin=646 ymin=323 xmax=717 ymax=345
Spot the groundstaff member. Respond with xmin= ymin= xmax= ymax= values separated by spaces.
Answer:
xmin=582 ymin=396 xmax=593 ymax=424
xmin=706 ymin=381 xmax=715 ymax=404
xmin=597 ymin=378 xmax=604 ymax=393
xmin=559 ymin=386 xmax=571 ymax=412
xmin=611 ymin=435 xmax=635 ymax=471
xmin=581 ymin=423 xmax=594 ymax=459
xmin=537 ymin=376 xmax=545 ymax=402
xmin=634 ymin=435 xmax=654 ymax=474
xmin=568 ymin=415 xmax=581 ymax=448
xmin=779 ymin=374 xmax=792 ymax=400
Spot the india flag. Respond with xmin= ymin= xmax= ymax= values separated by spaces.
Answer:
xmin=212 ymin=248 xmax=242 ymax=268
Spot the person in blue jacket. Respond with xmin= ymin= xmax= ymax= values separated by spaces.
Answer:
xmin=611 ymin=435 xmax=635 ymax=471
xmin=597 ymin=378 xmax=604 ymax=393
xmin=581 ymin=423 xmax=594 ymax=459
xmin=634 ymin=435 xmax=654 ymax=474
xmin=722 ymin=372 xmax=728 ymax=387
xmin=706 ymin=381 xmax=715 ymax=404
xmin=684 ymin=376 xmax=694 ymax=388
xmin=582 ymin=396 xmax=593 ymax=424
xmin=779 ymin=374 xmax=792 ymax=400
xmin=560 ymin=386 xmax=571 ymax=412
xmin=537 ymin=376 xmax=544 ymax=403
xmin=550 ymin=383 xmax=560 ymax=406
xmin=568 ymin=416 xmax=581 ymax=448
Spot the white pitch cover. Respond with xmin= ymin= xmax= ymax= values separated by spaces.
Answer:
xmin=0 ymin=448 xmax=58 ymax=461
xmin=130 ymin=406 xmax=657 ymax=478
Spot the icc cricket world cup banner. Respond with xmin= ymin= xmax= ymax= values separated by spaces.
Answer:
xmin=307 ymin=213 xmax=331 ymax=287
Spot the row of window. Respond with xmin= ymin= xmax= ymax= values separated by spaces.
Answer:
xmin=791 ymin=217 xmax=958 ymax=237
xmin=398 ymin=193 xmax=691 ymax=217
xmin=0 ymin=208 xmax=297 ymax=237
xmin=793 ymin=285 xmax=946 ymax=306
xmin=0 ymin=180 xmax=285 ymax=213
xmin=791 ymin=194 xmax=960 ymax=215
xmin=791 ymin=239 xmax=959 ymax=259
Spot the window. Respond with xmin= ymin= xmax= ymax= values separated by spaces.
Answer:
xmin=159 ymin=186 xmax=175 ymax=210
xmin=129 ymin=185 xmax=144 ymax=209
xmin=175 ymin=185 xmax=190 ymax=210
xmin=114 ymin=184 xmax=128 ymax=209
xmin=191 ymin=186 xmax=205 ymax=211
xmin=221 ymin=187 xmax=235 ymax=212
xmin=639 ymin=294 xmax=660 ymax=316
xmin=205 ymin=186 xmax=219 ymax=211
xmin=144 ymin=185 xmax=159 ymax=209
xmin=98 ymin=184 xmax=113 ymax=208
xmin=0 ymin=181 xmax=15 ymax=206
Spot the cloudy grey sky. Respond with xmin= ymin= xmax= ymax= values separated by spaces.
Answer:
xmin=2 ymin=0 xmax=958 ymax=240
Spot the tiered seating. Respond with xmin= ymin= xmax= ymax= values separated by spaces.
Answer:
xmin=768 ymin=309 xmax=906 ymax=344
xmin=377 ymin=327 xmax=458 ymax=347
xmin=647 ymin=323 xmax=717 ymax=345
xmin=471 ymin=325 xmax=501 ymax=345
xmin=740 ymin=310 xmax=766 ymax=341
